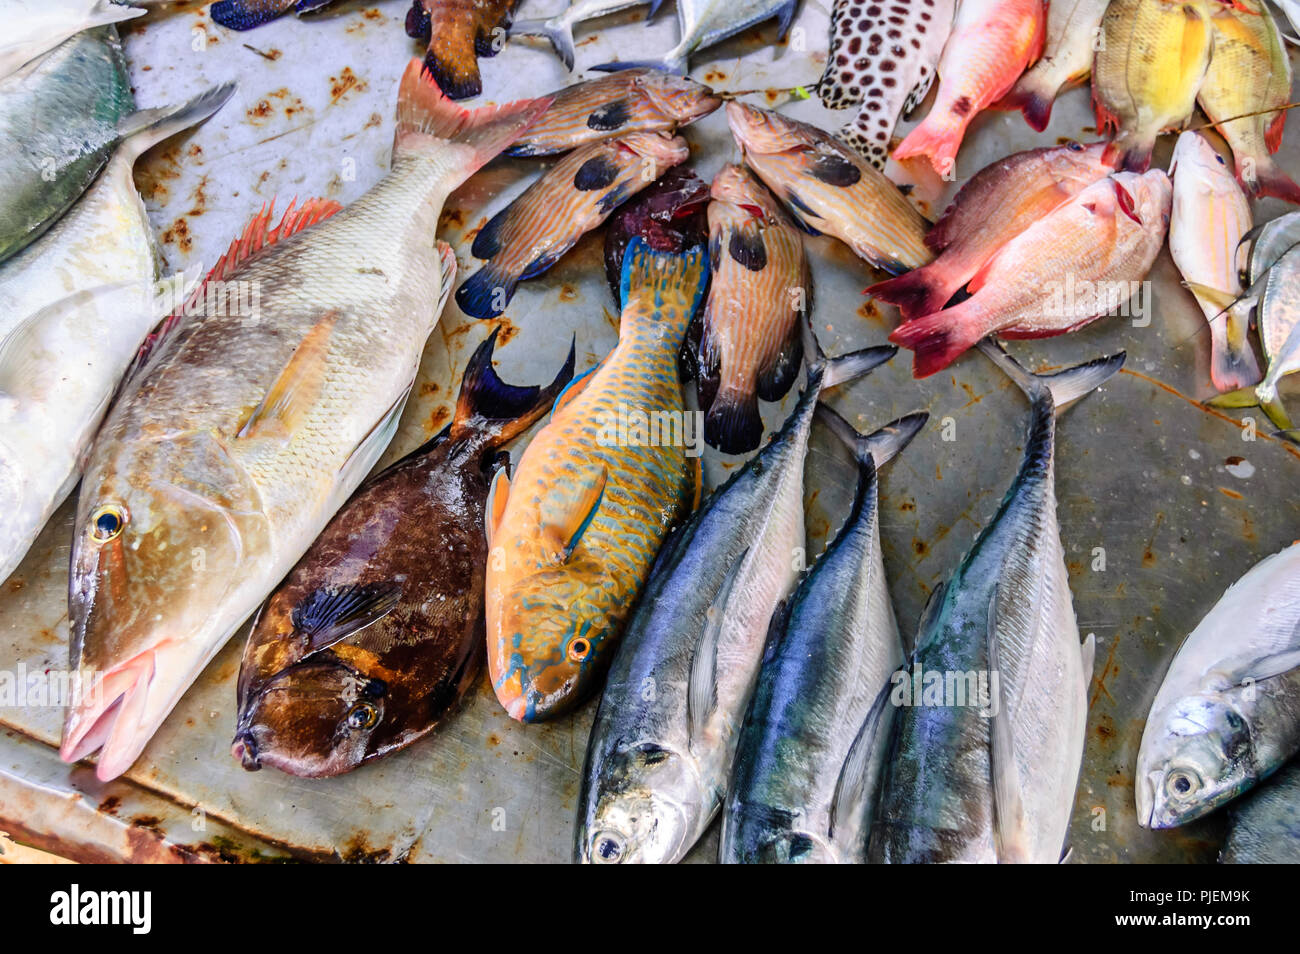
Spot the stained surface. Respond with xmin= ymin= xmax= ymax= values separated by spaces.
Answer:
xmin=0 ymin=0 xmax=1297 ymax=862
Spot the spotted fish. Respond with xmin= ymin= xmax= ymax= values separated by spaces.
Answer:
xmin=816 ymin=0 xmax=956 ymax=170
xmin=505 ymin=70 xmax=720 ymax=158
xmin=484 ymin=240 xmax=707 ymax=723
xmin=457 ymin=131 xmax=688 ymax=319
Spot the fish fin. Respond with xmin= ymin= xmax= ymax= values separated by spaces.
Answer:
xmin=433 ymin=239 xmax=457 ymax=322
xmin=486 ymin=468 xmax=510 ymax=547
xmin=892 ymin=111 xmax=965 ymax=177
xmin=774 ymin=0 xmax=798 ymax=40
xmin=1205 ymin=385 xmax=1263 ymax=409
xmin=209 ymin=0 xmax=296 ymax=29
xmin=115 ymin=83 xmax=237 ymax=166
xmin=704 ymin=388 xmax=764 ymax=454
xmin=809 ymin=152 xmax=862 ymax=188
xmin=801 ymin=310 xmax=896 ymax=388
xmin=197 ymin=197 xmax=342 ymax=302
xmin=236 ymin=312 xmax=339 ymax=441
xmin=815 ymin=404 xmax=928 ymax=471
xmin=456 ymin=263 xmax=519 ymax=319
xmin=587 ymin=99 xmax=632 ymax=132
xmin=422 ymin=28 xmax=484 ymax=101
xmin=1221 ymin=649 xmax=1300 ymax=686
xmin=540 ymin=467 xmax=608 ymax=563
xmin=646 ymin=0 xmax=667 ymax=16
xmin=574 ymin=154 xmax=622 ymax=191
xmin=911 ymin=580 xmax=947 ymax=655
xmin=688 ymin=548 xmax=750 ymax=740
xmin=1183 ymin=281 xmax=1237 ymax=314
xmin=866 ymin=263 xmax=954 ymax=321
xmin=986 ymin=586 xmax=1030 ymax=864
xmin=889 ymin=303 xmax=991 ymax=378
xmin=339 ymin=386 xmax=412 ymax=486
xmin=1101 ymin=133 xmax=1154 ymax=174
xmin=998 ymin=72 xmax=1059 ymax=133
xmin=551 ymin=361 xmax=601 ymax=416
xmin=590 ymin=53 xmax=688 ymax=75
xmin=511 ymin=17 xmax=577 ymax=71
xmin=294 ymin=582 xmax=404 ymax=655
xmin=393 ymin=59 xmax=552 ymax=172
xmin=727 ymin=228 xmax=767 ymax=271
xmin=85 ymin=0 xmax=147 ymax=29
xmin=782 ymin=188 xmax=822 ymax=235
xmin=620 ymin=238 xmax=709 ymax=318
xmin=828 ymin=681 xmax=893 ymax=840
xmin=1081 ymin=632 xmax=1097 ymax=687
xmin=1184 ymin=284 xmax=1262 ymax=392
xmin=1265 ymin=110 xmax=1287 ymax=153
xmin=471 ymin=207 xmax=513 ymax=260
xmin=977 ymin=339 xmax=1126 ymax=415
xmin=293 ymin=0 xmax=336 ymax=13
xmin=754 ymin=323 xmax=803 ymax=402
xmin=1239 ymin=152 xmax=1300 ymax=205
xmin=452 ymin=328 xmax=576 ymax=444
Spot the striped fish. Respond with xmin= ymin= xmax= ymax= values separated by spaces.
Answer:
xmin=456 ymin=131 xmax=688 ymax=319
xmin=484 ymin=240 xmax=707 ymax=722
xmin=725 ymin=102 xmax=932 ymax=275
xmin=698 ymin=164 xmax=809 ymax=455
xmin=506 ymin=70 xmax=720 ymax=158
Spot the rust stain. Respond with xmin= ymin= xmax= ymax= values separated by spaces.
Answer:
xmin=424 ymin=404 xmax=451 ymax=437
xmin=187 ymin=174 xmax=210 ymax=216
xmin=329 ymin=67 xmax=368 ymax=105
xmin=703 ymin=69 xmax=727 ymax=83
xmin=161 ymin=217 xmax=193 ymax=254
xmin=1141 ymin=511 xmax=1164 ymax=567
xmin=246 ymin=98 xmax=274 ymax=124
xmin=911 ymin=537 xmax=929 ymax=557
xmin=98 ymin=796 xmax=121 ymax=816
xmin=1089 ymin=635 xmax=1120 ymax=707
xmin=418 ymin=381 xmax=442 ymax=397
xmin=492 ymin=317 xmax=519 ymax=346
xmin=363 ymin=111 xmax=383 ymax=130
xmin=1218 ymin=486 xmax=1244 ymax=500
xmin=558 ymin=284 xmax=578 ymax=303
xmin=898 ymin=498 xmax=916 ymax=512
xmin=362 ymin=7 xmax=384 ymax=20
xmin=242 ymin=43 xmax=282 ymax=61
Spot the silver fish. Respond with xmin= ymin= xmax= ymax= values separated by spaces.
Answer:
xmin=1220 ymin=759 xmax=1300 ymax=864
xmin=0 ymin=0 xmax=142 ymax=81
xmin=720 ymin=407 xmax=926 ymax=864
xmin=575 ymin=322 xmax=896 ymax=864
xmin=592 ymin=0 xmax=801 ymax=74
xmin=512 ymin=0 xmax=664 ymax=71
xmin=869 ymin=342 xmax=1120 ymax=863
xmin=1137 ymin=542 xmax=1300 ymax=830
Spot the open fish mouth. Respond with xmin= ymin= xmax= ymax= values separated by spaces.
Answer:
xmin=59 ymin=647 xmax=160 ymax=782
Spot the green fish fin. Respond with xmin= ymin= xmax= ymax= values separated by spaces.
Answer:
xmin=486 ymin=467 xmax=510 ymax=547
xmin=338 ymin=385 xmax=411 ymax=487
xmin=551 ymin=361 xmax=600 ymax=417
xmin=987 ymin=586 xmax=1030 ymax=864
xmin=295 ymin=581 xmax=404 ymax=655
xmin=237 ymin=311 xmax=340 ymax=441
xmin=1206 ymin=385 xmax=1262 ymax=409
xmin=540 ymin=466 xmax=608 ymax=563
xmin=1260 ymin=394 xmax=1296 ymax=432
xmin=688 ymin=548 xmax=749 ymax=740
xmin=828 ymin=680 xmax=893 ymax=840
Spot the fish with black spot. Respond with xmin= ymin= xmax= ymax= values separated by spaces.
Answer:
xmin=457 ymin=130 xmax=689 ymax=319
xmin=231 ymin=329 xmax=574 ymax=777
xmin=403 ymin=0 xmax=521 ymax=100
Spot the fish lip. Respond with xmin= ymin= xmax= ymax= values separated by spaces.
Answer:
xmin=232 ymin=730 xmax=262 ymax=771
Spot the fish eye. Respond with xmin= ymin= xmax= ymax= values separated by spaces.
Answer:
xmin=346 ymin=702 xmax=379 ymax=730
xmin=1067 ymin=141 xmax=1083 ymax=152
xmin=1214 ymin=154 xmax=1226 ymax=166
xmin=568 ymin=637 xmax=592 ymax=662
xmin=591 ymin=831 xmax=625 ymax=864
xmin=1166 ymin=769 xmax=1201 ymax=799
xmin=90 ymin=505 xmax=127 ymax=542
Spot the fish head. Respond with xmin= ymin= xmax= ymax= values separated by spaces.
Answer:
xmin=232 ymin=657 xmax=386 ymax=777
xmin=1168 ymin=131 xmax=1235 ymax=192
xmin=1050 ymin=140 xmax=1119 ymax=182
xmin=634 ymin=72 xmax=723 ymax=126
xmin=1110 ymin=170 xmax=1173 ymax=231
xmin=709 ymin=162 xmax=777 ymax=217
xmin=617 ymin=131 xmax=690 ymax=172
xmin=724 ymin=101 xmax=801 ymax=157
xmin=61 ymin=430 xmax=271 ymax=780
xmin=577 ymin=743 xmax=700 ymax=864
xmin=1136 ymin=691 xmax=1255 ymax=829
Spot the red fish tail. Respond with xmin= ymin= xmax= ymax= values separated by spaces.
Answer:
xmin=867 ymin=263 xmax=961 ymax=321
xmin=998 ymin=74 xmax=1058 ymax=132
xmin=888 ymin=303 xmax=990 ymax=378
xmin=892 ymin=111 xmax=967 ymax=177
xmin=1240 ymin=151 xmax=1300 ymax=206
xmin=1101 ymin=131 xmax=1154 ymax=173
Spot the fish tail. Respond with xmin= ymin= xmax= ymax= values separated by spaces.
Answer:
xmin=1238 ymin=151 xmax=1300 ymax=206
xmin=591 ymin=51 xmax=688 ymax=75
xmin=421 ymin=20 xmax=485 ymax=100
xmin=892 ymin=111 xmax=966 ymax=176
xmin=866 ymin=263 xmax=958 ymax=321
xmin=1206 ymin=308 xmax=1262 ymax=393
xmin=86 ymin=0 xmax=147 ymax=28
xmin=450 ymin=327 xmax=577 ymax=446
xmin=1101 ymin=132 xmax=1154 ymax=173
xmin=209 ymin=0 xmax=297 ymax=30
xmin=888 ymin=303 xmax=992 ymax=378
xmin=998 ymin=72 xmax=1059 ymax=133
xmin=1208 ymin=382 xmax=1294 ymax=432
xmin=977 ymin=339 xmax=1126 ymax=416
xmin=800 ymin=312 xmax=896 ymax=389
xmin=455 ymin=262 xmax=520 ymax=319
xmin=816 ymin=404 xmax=929 ymax=472
xmin=704 ymin=387 xmax=764 ymax=455
xmin=512 ymin=16 xmax=577 ymax=71
xmin=619 ymin=238 xmax=709 ymax=319
xmin=394 ymin=59 xmax=552 ymax=178
xmin=115 ymin=83 xmax=238 ymax=166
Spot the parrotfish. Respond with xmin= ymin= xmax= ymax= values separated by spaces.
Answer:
xmin=1000 ymin=0 xmax=1110 ymax=131
xmin=697 ymin=163 xmax=809 ymax=455
xmin=484 ymin=239 xmax=708 ymax=723
xmin=403 ymin=0 xmax=522 ymax=100
xmin=59 ymin=61 xmax=551 ymax=782
xmin=512 ymin=0 xmax=664 ymax=72
xmin=591 ymin=0 xmax=801 ymax=74
xmin=456 ymin=130 xmax=688 ymax=319
xmin=726 ymin=101 xmax=932 ymax=274
xmin=231 ymin=330 xmax=574 ymax=777
xmin=505 ymin=69 xmax=720 ymax=158
xmin=603 ymin=164 xmax=710 ymax=304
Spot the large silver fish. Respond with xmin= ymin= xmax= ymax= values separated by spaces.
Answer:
xmin=720 ymin=407 xmax=926 ymax=864
xmin=869 ymin=342 xmax=1120 ymax=863
xmin=1136 ymin=542 xmax=1300 ymax=829
xmin=575 ymin=321 xmax=896 ymax=864
xmin=1220 ymin=759 xmax=1300 ymax=864
xmin=512 ymin=0 xmax=664 ymax=71
xmin=58 ymin=62 xmax=551 ymax=782
xmin=592 ymin=0 xmax=801 ymax=74
xmin=0 ymin=0 xmax=143 ymax=81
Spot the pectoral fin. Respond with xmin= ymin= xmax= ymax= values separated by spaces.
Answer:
xmin=551 ymin=361 xmax=601 ymax=416
xmin=1222 ymin=648 xmax=1300 ymax=687
xmin=828 ymin=680 xmax=893 ymax=839
xmin=339 ymin=384 xmax=412 ymax=487
xmin=295 ymin=581 xmax=404 ymax=655
xmin=688 ymin=548 xmax=749 ymax=740
xmin=987 ymin=586 xmax=1030 ymax=864
xmin=238 ymin=311 xmax=339 ymax=441
xmin=540 ymin=466 xmax=608 ymax=563
xmin=486 ymin=467 xmax=510 ymax=546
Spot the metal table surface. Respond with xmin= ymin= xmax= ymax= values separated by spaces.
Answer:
xmin=0 ymin=0 xmax=1297 ymax=862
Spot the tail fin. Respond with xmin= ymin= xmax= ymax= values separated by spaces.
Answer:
xmin=86 ymin=0 xmax=147 ymax=29
xmin=704 ymin=387 xmax=763 ymax=455
xmin=512 ymin=17 xmax=577 ymax=71
xmin=1240 ymin=152 xmax=1300 ymax=206
xmin=867 ymin=263 xmax=959 ymax=321
xmin=998 ymin=72 xmax=1060 ymax=133
xmin=116 ymin=83 xmax=237 ymax=165
xmin=1101 ymin=132 xmax=1154 ymax=173
xmin=209 ymin=0 xmax=295 ymax=30
xmin=816 ymin=404 xmax=929 ymax=471
xmin=423 ymin=26 xmax=484 ymax=100
xmin=800 ymin=312 xmax=897 ymax=390
xmin=619 ymin=238 xmax=709 ymax=319
xmin=892 ymin=112 xmax=966 ymax=176
xmin=393 ymin=59 xmax=552 ymax=175
xmin=889 ymin=303 xmax=990 ymax=378
xmin=456 ymin=262 xmax=520 ymax=320
xmin=977 ymin=339 xmax=1126 ymax=416
xmin=591 ymin=51 xmax=688 ymax=75
xmin=450 ymin=327 xmax=576 ymax=445
xmin=1208 ymin=382 xmax=1295 ymax=432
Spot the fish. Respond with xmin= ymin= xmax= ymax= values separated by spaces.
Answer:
xmin=0 ymin=83 xmax=236 ymax=587
xmin=891 ymin=0 xmax=1047 ymax=176
xmin=1167 ymin=130 xmax=1260 ymax=393
xmin=0 ymin=28 xmax=135 ymax=264
xmin=1000 ymin=0 xmax=1111 ymax=131
xmin=1136 ymin=542 xmax=1300 ymax=830
xmin=58 ymin=61 xmax=551 ymax=782
xmin=574 ymin=322 xmax=897 ymax=864
xmin=726 ymin=101 xmax=932 ymax=274
xmin=505 ymin=69 xmax=720 ymax=158
xmin=720 ymin=407 xmax=927 ymax=864
xmin=512 ymin=0 xmax=664 ymax=71
xmin=869 ymin=341 xmax=1121 ymax=863
xmin=231 ymin=330 xmax=574 ymax=777
xmin=603 ymin=164 xmax=710 ymax=304
xmin=869 ymin=140 xmax=1113 ymax=320
xmin=591 ymin=0 xmax=800 ymax=74
xmin=1279 ymin=0 xmax=1300 ymax=38
xmin=890 ymin=170 xmax=1171 ymax=377
xmin=0 ymin=0 xmax=143 ymax=80
xmin=1196 ymin=0 xmax=1300 ymax=205
xmin=484 ymin=239 xmax=708 ymax=723
xmin=456 ymin=130 xmax=689 ymax=319
xmin=1220 ymin=759 xmax=1300 ymax=864
xmin=1092 ymin=0 xmax=1213 ymax=172
xmin=815 ymin=0 xmax=956 ymax=171
xmin=208 ymin=0 xmax=341 ymax=30
xmin=697 ymin=163 xmax=809 ymax=455
xmin=403 ymin=0 xmax=521 ymax=101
